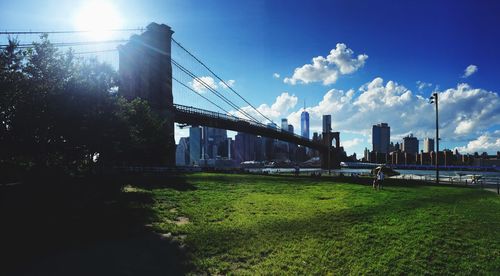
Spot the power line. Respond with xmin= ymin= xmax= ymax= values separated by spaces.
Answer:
xmin=0 ymin=28 xmax=144 ymax=35
xmin=171 ymin=37 xmax=275 ymax=126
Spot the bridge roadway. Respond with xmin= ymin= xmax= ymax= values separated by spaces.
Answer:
xmin=172 ymin=104 xmax=329 ymax=151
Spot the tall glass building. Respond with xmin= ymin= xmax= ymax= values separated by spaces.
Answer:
xmin=189 ymin=126 xmax=202 ymax=165
xmin=301 ymin=110 xmax=310 ymax=139
xmin=372 ymin=123 xmax=390 ymax=153
xmin=322 ymin=115 xmax=332 ymax=133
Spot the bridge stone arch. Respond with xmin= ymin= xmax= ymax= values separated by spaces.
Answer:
xmin=321 ymin=131 xmax=341 ymax=169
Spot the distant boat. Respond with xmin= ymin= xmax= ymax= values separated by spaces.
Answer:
xmin=371 ymin=166 xmax=400 ymax=177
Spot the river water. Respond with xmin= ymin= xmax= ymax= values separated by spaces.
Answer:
xmin=247 ymin=168 xmax=500 ymax=185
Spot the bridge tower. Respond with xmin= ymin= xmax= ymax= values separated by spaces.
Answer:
xmin=118 ymin=23 xmax=176 ymax=166
xmin=321 ymin=131 xmax=341 ymax=170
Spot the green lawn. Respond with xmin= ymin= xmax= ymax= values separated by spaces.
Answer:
xmin=127 ymin=173 xmax=500 ymax=275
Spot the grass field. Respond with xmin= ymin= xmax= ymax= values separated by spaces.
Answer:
xmin=127 ymin=173 xmax=500 ymax=275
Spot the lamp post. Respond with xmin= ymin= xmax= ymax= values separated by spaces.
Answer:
xmin=328 ymin=147 xmax=331 ymax=175
xmin=429 ymin=92 xmax=439 ymax=184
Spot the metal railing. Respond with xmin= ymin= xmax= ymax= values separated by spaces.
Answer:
xmin=173 ymin=104 xmax=318 ymax=144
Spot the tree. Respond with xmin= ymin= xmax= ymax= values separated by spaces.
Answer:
xmin=0 ymin=35 xmax=170 ymax=177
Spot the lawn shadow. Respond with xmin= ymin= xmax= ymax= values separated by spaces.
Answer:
xmin=1 ymin=174 xmax=190 ymax=276
xmin=124 ymin=174 xmax=197 ymax=191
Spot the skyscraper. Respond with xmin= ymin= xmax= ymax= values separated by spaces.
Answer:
xmin=255 ymin=136 xmax=264 ymax=161
xmin=372 ymin=123 xmax=390 ymax=153
xmin=234 ymin=132 xmax=256 ymax=163
xmin=364 ymin=147 xmax=370 ymax=161
xmin=203 ymin=127 xmax=227 ymax=159
xmin=189 ymin=126 xmax=202 ymax=165
xmin=264 ymin=123 xmax=277 ymax=160
xmin=281 ymin=118 xmax=288 ymax=131
xmin=423 ymin=138 xmax=434 ymax=153
xmin=175 ymin=137 xmax=190 ymax=166
xmin=322 ymin=115 xmax=332 ymax=133
xmin=288 ymin=124 xmax=297 ymax=160
xmin=301 ymin=109 xmax=310 ymax=139
xmin=402 ymin=134 xmax=419 ymax=154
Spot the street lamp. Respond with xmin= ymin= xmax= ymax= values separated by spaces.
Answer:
xmin=429 ymin=92 xmax=439 ymax=184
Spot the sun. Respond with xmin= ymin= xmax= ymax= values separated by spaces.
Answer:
xmin=74 ymin=1 xmax=123 ymax=40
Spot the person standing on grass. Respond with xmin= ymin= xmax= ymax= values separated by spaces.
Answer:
xmin=377 ymin=170 xmax=385 ymax=190
xmin=373 ymin=174 xmax=378 ymax=189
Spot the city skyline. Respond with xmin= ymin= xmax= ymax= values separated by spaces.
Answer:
xmin=2 ymin=0 xmax=499 ymax=155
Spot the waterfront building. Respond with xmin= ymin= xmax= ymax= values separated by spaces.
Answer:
xmin=363 ymin=147 xmax=370 ymax=162
xmin=322 ymin=115 xmax=332 ymax=133
xmin=255 ymin=136 xmax=264 ymax=161
xmin=372 ymin=123 xmax=390 ymax=153
xmin=203 ymin=127 xmax=227 ymax=159
xmin=234 ymin=132 xmax=256 ymax=163
xmin=264 ymin=123 xmax=278 ymax=160
xmin=423 ymin=137 xmax=434 ymax=153
xmin=189 ymin=126 xmax=202 ymax=165
xmin=175 ymin=137 xmax=190 ymax=166
xmin=402 ymin=134 xmax=419 ymax=155
xmin=281 ymin=118 xmax=288 ymax=131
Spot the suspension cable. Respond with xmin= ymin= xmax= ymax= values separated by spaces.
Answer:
xmin=171 ymin=38 xmax=275 ymax=125
xmin=172 ymin=59 xmax=260 ymax=123
xmin=172 ymin=76 xmax=230 ymax=114
xmin=172 ymin=59 xmax=259 ymax=122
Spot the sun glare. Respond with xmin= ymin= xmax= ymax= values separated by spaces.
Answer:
xmin=74 ymin=1 xmax=123 ymax=40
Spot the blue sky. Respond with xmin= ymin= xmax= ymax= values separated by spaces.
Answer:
xmin=1 ymin=0 xmax=499 ymax=156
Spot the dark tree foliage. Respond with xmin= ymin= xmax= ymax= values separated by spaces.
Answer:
xmin=0 ymin=35 xmax=169 ymax=178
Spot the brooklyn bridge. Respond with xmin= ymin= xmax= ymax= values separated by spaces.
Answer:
xmin=1 ymin=23 xmax=342 ymax=169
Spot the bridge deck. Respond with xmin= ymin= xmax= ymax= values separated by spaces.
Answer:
xmin=172 ymin=104 xmax=328 ymax=150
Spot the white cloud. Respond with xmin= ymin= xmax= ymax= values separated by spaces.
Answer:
xmin=455 ymin=132 xmax=500 ymax=154
xmin=416 ymin=80 xmax=433 ymax=91
xmin=190 ymin=76 xmax=218 ymax=93
xmin=219 ymin=79 xmax=235 ymax=89
xmin=230 ymin=92 xmax=298 ymax=122
xmin=463 ymin=64 xmax=478 ymax=78
xmin=271 ymin=92 xmax=298 ymax=113
xmin=189 ymin=77 xmax=236 ymax=93
xmin=273 ymin=73 xmax=280 ymax=79
xmin=327 ymin=43 xmax=368 ymax=74
xmin=439 ymin=83 xmax=500 ymax=137
xmin=284 ymin=43 xmax=368 ymax=85
xmin=227 ymin=77 xmax=498 ymax=154
xmin=341 ymin=138 xmax=364 ymax=151
xmin=454 ymin=120 xmax=474 ymax=135
xmin=285 ymin=78 xmax=499 ymax=153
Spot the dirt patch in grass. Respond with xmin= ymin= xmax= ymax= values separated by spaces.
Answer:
xmin=170 ymin=216 xmax=190 ymax=226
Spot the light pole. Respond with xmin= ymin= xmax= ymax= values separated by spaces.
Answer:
xmin=328 ymin=146 xmax=331 ymax=175
xmin=429 ymin=92 xmax=439 ymax=184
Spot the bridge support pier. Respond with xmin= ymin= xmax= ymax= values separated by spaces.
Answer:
xmin=119 ymin=23 xmax=176 ymax=166
xmin=320 ymin=131 xmax=341 ymax=170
